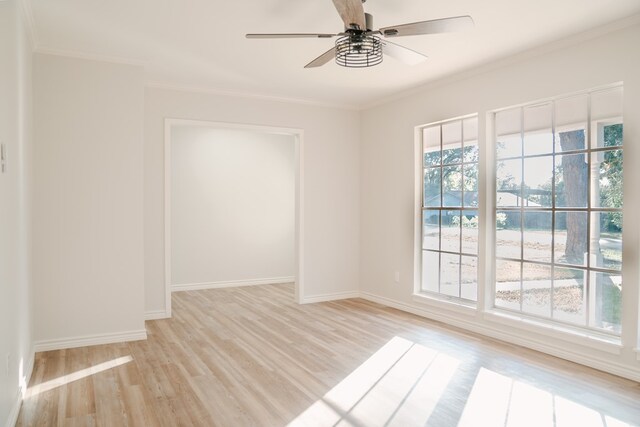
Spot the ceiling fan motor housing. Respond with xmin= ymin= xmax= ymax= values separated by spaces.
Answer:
xmin=336 ymin=13 xmax=382 ymax=67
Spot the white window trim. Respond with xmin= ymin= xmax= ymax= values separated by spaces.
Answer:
xmin=415 ymin=114 xmax=480 ymax=304
xmin=413 ymin=84 xmax=629 ymax=349
xmin=483 ymin=310 xmax=622 ymax=355
xmin=412 ymin=293 xmax=477 ymax=316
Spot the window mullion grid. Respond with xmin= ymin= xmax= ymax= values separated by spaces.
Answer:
xmin=498 ymin=145 xmax=614 ymax=162
xmin=439 ymin=124 xmax=444 ymax=295
xmin=519 ymin=107 xmax=525 ymax=312
xmin=491 ymin=88 xmax=622 ymax=336
xmin=459 ymin=120 xmax=464 ymax=298
xmin=550 ymin=101 xmax=556 ymax=320
xmin=586 ymin=94 xmax=592 ymax=328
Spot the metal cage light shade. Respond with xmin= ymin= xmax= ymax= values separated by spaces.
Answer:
xmin=335 ymin=33 xmax=382 ymax=68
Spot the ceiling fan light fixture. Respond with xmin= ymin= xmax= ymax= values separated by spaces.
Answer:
xmin=335 ymin=33 xmax=382 ymax=68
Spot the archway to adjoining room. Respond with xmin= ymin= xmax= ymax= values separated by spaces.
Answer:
xmin=164 ymin=119 xmax=304 ymax=315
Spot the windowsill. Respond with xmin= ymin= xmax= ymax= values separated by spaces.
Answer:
xmin=412 ymin=292 xmax=477 ymax=316
xmin=483 ymin=310 xmax=622 ymax=355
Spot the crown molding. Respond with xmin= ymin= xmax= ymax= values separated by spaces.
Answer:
xmin=145 ymin=81 xmax=360 ymax=111
xmin=34 ymin=46 xmax=147 ymax=67
xmin=362 ymin=13 xmax=640 ymax=111
xmin=19 ymin=0 xmax=38 ymax=50
xmin=33 ymin=48 xmax=358 ymax=110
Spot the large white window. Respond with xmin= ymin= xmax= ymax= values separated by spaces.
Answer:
xmin=493 ymin=86 xmax=623 ymax=335
xmin=421 ymin=115 xmax=479 ymax=302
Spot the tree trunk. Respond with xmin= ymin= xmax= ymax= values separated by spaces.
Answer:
xmin=559 ymin=130 xmax=587 ymax=264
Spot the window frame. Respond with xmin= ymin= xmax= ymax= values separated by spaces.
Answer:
xmin=491 ymin=86 xmax=624 ymax=337
xmin=412 ymin=84 xmax=628 ymax=347
xmin=417 ymin=114 xmax=480 ymax=305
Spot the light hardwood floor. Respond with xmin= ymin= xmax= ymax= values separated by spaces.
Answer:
xmin=17 ymin=283 xmax=640 ymax=426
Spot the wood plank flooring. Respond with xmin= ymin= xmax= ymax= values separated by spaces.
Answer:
xmin=17 ymin=283 xmax=640 ymax=426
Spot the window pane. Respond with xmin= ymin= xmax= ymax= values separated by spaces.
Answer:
xmin=496 ymin=211 xmax=521 ymax=259
xmin=422 ymin=251 xmax=439 ymax=293
xmin=591 ymin=87 xmax=623 ymax=149
xmin=424 ymin=168 xmax=441 ymax=207
xmin=524 ymin=103 xmax=553 ymax=156
xmin=463 ymin=144 xmax=478 ymax=164
xmin=496 ymin=260 xmax=521 ymax=310
xmin=523 ymin=155 xmax=553 ymax=208
xmin=463 ymin=163 xmax=478 ymax=207
xmin=420 ymin=115 xmax=478 ymax=305
xmin=441 ymin=210 xmax=461 ymax=253
xmin=603 ymin=123 xmax=623 ymax=148
xmin=461 ymin=256 xmax=478 ymax=301
xmin=590 ymin=212 xmax=622 ymax=271
xmin=497 ymin=159 xmax=522 ymax=207
xmin=554 ymin=212 xmax=587 ymax=266
xmin=553 ymin=267 xmax=586 ymax=326
xmin=463 ymin=116 xmax=478 ymax=142
xmin=442 ymin=165 xmax=463 ymax=206
xmin=593 ymin=149 xmax=623 ymax=209
xmin=440 ymin=253 xmax=460 ymax=297
xmin=555 ymin=95 xmax=588 ymax=153
xmin=462 ymin=211 xmax=479 ymax=254
xmin=590 ymin=271 xmax=622 ymax=333
xmin=423 ymin=211 xmax=440 ymax=250
xmin=496 ymin=108 xmax=522 ymax=159
xmin=442 ymin=121 xmax=462 ymax=165
xmin=522 ymin=263 xmax=551 ymax=317
xmin=493 ymin=87 xmax=622 ymax=335
xmin=555 ymin=153 xmax=588 ymax=208
xmin=463 ymin=117 xmax=479 ymax=163
xmin=423 ymin=125 xmax=441 ymax=166
xmin=523 ymin=211 xmax=552 ymax=263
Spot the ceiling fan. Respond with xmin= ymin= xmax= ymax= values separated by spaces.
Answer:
xmin=246 ymin=0 xmax=474 ymax=68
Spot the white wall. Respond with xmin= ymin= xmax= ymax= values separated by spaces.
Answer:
xmin=360 ymin=23 xmax=640 ymax=380
xmin=171 ymin=126 xmax=295 ymax=288
xmin=0 ymin=0 xmax=33 ymax=425
xmin=33 ymin=53 xmax=146 ymax=347
xmin=145 ymin=87 xmax=361 ymax=314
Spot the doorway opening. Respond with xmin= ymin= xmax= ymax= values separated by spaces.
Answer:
xmin=164 ymin=119 xmax=304 ymax=316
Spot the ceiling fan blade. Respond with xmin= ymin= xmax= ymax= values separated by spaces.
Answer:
xmin=331 ymin=0 xmax=366 ymax=30
xmin=246 ymin=33 xmax=337 ymax=39
xmin=304 ymin=47 xmax=337 ymax=68
xmin=382 ymin=40 xmax=428 ymax=65
xmin=380 ymin=15 xmax=474 ymax=37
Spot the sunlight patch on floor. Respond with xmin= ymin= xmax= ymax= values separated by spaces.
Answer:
xmin=458 ymin=368 xmax=631 ymax=427
xmin=288 ymin=336 xmax=461 ymax=426
xmin=24 ymin=355 xmax=134 ymax=398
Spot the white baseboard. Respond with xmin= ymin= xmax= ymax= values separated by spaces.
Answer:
xmin=22 ymin=347 xmax=35 ymax=397
xmin=359 ymin=291 xmax=640 ymax=383
xmin=33 ymin=329 xmax=147 ymax=353
xmin=144 ymin=310 xmax=170 ymax=321
xmin=172 ymin=276 xmax=295 ymax=292
xmin=301 ymin=290 xmax=360 ymax=304
xmin=4 ymin=347 xmax=35 ymax=427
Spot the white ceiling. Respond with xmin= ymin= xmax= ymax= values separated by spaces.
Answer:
xmin=28 ymin=0 xmax=640 ymax=108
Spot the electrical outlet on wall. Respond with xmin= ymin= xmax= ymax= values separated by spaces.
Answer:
xmin=394 ymin=271 xmax=400 ymax=283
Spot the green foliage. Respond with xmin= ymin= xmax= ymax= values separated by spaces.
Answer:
xmin=601 ymin=124 xmax=623 ymax=230
xmin=424 ymin=145 xmax=479 ymax=206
